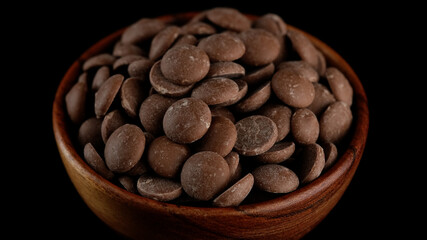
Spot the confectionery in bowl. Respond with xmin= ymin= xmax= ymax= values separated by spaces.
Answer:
xmin=53 ymin=6 xmax=368 ymax=239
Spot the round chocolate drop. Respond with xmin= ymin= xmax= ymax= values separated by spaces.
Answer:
xmin=160 ymin=44 xmax=210 ymax=86
xmin=181 ymin=151 xmax=230 ymax=201
xmin=104 ymin=124 xmax=146 ymax=173
xmin=163 ymin=98 xmax=211 ymax=144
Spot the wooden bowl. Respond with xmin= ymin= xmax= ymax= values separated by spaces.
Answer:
xmin=53 ymin=12 xmax=369 ymax=240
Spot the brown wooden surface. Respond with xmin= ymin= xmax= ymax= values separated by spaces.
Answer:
xmin=53 ymin=12 xmax=369 ymax=240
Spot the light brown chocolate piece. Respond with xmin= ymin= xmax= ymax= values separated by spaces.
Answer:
xmin=291 ymin=108 xmax=319 ymax=145
xmin=239 ymin=29 xmax=281 ymax=66
xmin=137 ymin=174 xmax=182 ymax=201
xmin=271 ymin=67 xmax=315 ymax=108
xmin=128 ymin=58 xmax=153 ymax=80
xmin=191 ymin=77 xmax=239 ymax=105
xmin=120 ymin=77 xmax=146 ymax=118
xmin=299 ymin=143 xmax=325 ymax=184
xmin=307 ymin=83 xmax=336 ymax=116
xmin=101 ymin=109 xmax=127 ymax=143
xmin=127 ymin=159 xmax=149 ymax=176
xmin=325 ymin=67 xmax=353 ymax=106
xmin=173 ymin=34 xmax=198 ymax=47
xmin=160 ymin=44 xmax=210 ymax=86
xmin=217 ymin=79 xmax=248 ymax=107
xmin=113 ymin=55 xmax=145 ymax=70
xmin=241 ymin=62 xmax=275 ymax=86
xmin=121 ymin=18 xmax=166 ymax=44
xmin=180 ymin=21 xmax=216 ymax=35
xmin=213 ymin=173 xmax=254 ymax=207
xmin=234 ymin=81 xmax=271 ymax=113
xmin=94 ymin=74 xmax=124 ymax=118
xmin=78 ymin=117 xmax=103 ymax=151
xmin=210 ymin=106 xmax=235 ymax=123
xmin=92 ymin=66 xmax=110 ymax=91
xmin=287 ymin=29 xmax=320 ymax=73
xmin=196 ymin=116 xmax=237 ymax=157
xmin=139 ymin=93 xmax=176 ymax=136
xmin=104 ymin=124 xmax=146 ymax=173
xmin=163 ymin=98 xmax=211 ymax=144
xmin=65 ymin=80 xmax=87 ymax=124
xmin=198 ymin=32 xmax=246 ymax=62
xmin=206 ymin=7 xmax=251 ymax=32
xmin=255 ymin=141 xmax=295 ymax=164
xmin=252 ymin=164 xmax=299 ymax=193
xmin=277 ymin=61 xmax=319 ymax=83
xmin=181 ymin=151 xmax=230 ymax=201
xmin=224 ymin=151 xmax=241 ymax=183
xmin=83 ymin=143 xmax=114 ymax=180
xmin=206 ymin=62 xmax=245 ymax=79
xmin=113 ymin=41 xmax=144 ymax=57
xmin=258 ymin=103 xmax=292 ymax=142
xmin=82 ymin=53 xmax=115 ymax=71
xmin=147 ymin=136 xmax=191 ymax=178
xmin=234 ymin=115 xmax=278 ymax=156
xmin=149 ymin=61 xmax=195 ymax=97
xmin=319 ymin=101 xmax=353 ymax=143
xmin=323 ymin=142 xmax=338 ymax=170
xmin=149 ymin=25 xmax=181 ymax=60
xmin=118 ymin=176 xmax=137 ymax=194
xmin=253 ymin=13 xmax=287 ymax=36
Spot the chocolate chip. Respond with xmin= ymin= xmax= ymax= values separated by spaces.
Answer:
xmin=252 ymin=164 xmax=299 ymax=193
xmin=191 ymin=77 xmax=239 ymax=105
xmin=319 ymin=101 xmax=353 ymax=143
xmin=213 ymin=173 xmax=254 ymax=207
xmin=104 ymin=124 xmax=146 ymax=173
xmin=163 ymin=98 xmax=211 ymax=144
xmin=83 ymin=143 xmax=114 ymax=180
xmin=234 ymin=115 xmax=278 ymax=156
xmin=291 ymin=108 xmax=319 ymax=145
xmin=160 ymin=44 xmax=210 ymax=86
xmin=298 ymin=143 xmax=325 ymax=184
xmin=325 ymin=67 xmax=353 ymax=106
xmin=181 ymin=151 xmax=230 ymax=201
xmin=94 ymin=74 xmax=124 ymax=118
xmin=139 ymin=93 xmax=176 ymax=136
xmin=255 ymin=141 xmax=295 ymax=164
xmin=239 ymin=29 xmax=281 ymax=66
xmin=198 ymin=32 xmax=246 ymax=62
xmin=137 ymin=174 xmax=182 ymax=201
xmin=101 ymin=109 xmax=127 ymax=143
xmin=147 ymin=136 xmax=191 ymax=178
xmin=206 ymin=7 xmax=251 ymax=32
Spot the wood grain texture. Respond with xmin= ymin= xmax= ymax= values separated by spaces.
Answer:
xmin=52 ymin=12 xmax=369 ymax=240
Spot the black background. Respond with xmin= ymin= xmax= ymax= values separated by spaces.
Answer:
xmin=9 ymin=1 xmax=420 ymax=239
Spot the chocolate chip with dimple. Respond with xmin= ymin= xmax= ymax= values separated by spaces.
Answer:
xmin=137 ymin=174 xmax=182 ymax=201
xmin=234 ymin=81 xmax=271 ymax=113
xmin=160 ymin=44 xmax=210 ymax=86
xmin=147 ymin=136 xmax=191 ymax=178
xmin=181 ymin=151 xmax=230 ymax=201
xmin=163 ymin=98 xmax=211 ymax=144
xmin=206 ymin=61 xmax=245 ymax=79
xmin=213 ymin=173 xmax=254 ymax=207
xmin=121 ymin=18 xmax=166 ymax=45
xmin=94 ymin=74 xmax=124 ymax=118
xmin=104 ymin=124 xmax=146 ymax=173
xmin=252 ymin=164 xmax=299 ymax=193
xmin=234 ymin=115 xmax=278 ymax=156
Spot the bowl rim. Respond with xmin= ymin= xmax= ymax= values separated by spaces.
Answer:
xmin=52 ymin=11 xmax=369 ymax=217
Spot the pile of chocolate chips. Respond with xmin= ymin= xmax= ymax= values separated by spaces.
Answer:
xmin=65 ymin=7 xmax=353 ymax=207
